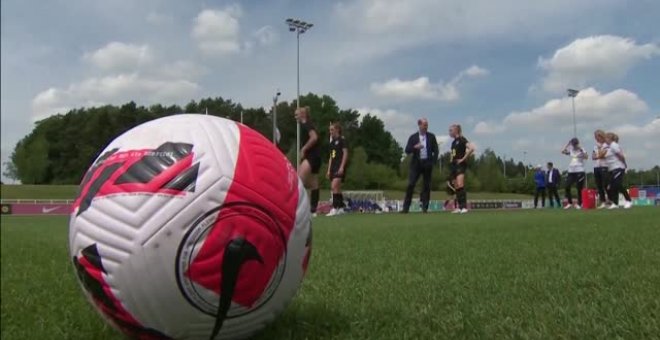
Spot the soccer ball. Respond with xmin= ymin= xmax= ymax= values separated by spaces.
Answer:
xmin=69 ymin=114 xmax=312 ymax=339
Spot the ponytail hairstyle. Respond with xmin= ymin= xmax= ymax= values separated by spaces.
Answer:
xmin=450 ymin=124 xmax=463 ymax=136
xmin=594 ymin=129 xmax=606 ymax=142
xmin=332 ymin=122 xmax=343 ymax=136
xmin=296 ymin=106 xmax=311 ymax=121
xmin=605 ymin=132 xmax=616 ymax=142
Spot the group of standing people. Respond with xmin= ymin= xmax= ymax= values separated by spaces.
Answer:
xmin=295 ymin=108 xmax=476 ymax=216
xmin=594 ymin=130 xmax=632 ymax=209
xmin=295 ymin=106 xmax=349 ymax=217
xmin=401 ymin=120 xmax=474 ymax=214
xmin=295 ymin=106 xmax=631 ymax=215
xmin=533 ymin=130 xmax=632 ymax=210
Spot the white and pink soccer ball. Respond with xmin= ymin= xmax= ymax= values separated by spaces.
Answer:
xmin=68 ymin=114 xmax=312 ymax=339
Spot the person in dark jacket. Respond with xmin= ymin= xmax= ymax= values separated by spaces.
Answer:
xmin=533 ymin=165 xmax=546 ymax=208
xmin=546 ymin=162 xmax=562 ymax=208
xmin=401 ymin=118 xmax=439 ymax=213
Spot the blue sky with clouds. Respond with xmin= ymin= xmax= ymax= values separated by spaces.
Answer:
xmin=2 ymin=0 xmax=659 ymax=183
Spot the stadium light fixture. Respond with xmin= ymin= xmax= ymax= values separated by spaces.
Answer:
xmin=273 ymin=90 xmax=281 ymax=145
xmin=567 ymin=89 xmax=579 ymax=138
xmin=286 ymin=18 xmax=313 ymax=170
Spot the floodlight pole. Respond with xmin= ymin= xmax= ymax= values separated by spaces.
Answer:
xmin=523 ymin=151 xmax=528 ymax=179
xmin=567 ymin=89 xmax=579 ymax=138
xmin=273 ymin=91 xmax=280 ymax=145
xmin=571 ymin=97 xmax=576 ymax=138
xmin=503 ymin=154 xmax=507 ymax=178
xmin=286 ymin=18 xmax=313 ymax=170
xmin=296 ymin=31 xmax=300 ymax=168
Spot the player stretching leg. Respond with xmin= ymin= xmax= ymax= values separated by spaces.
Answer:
xmin=445 ymin=177 xmax=458 ymax=211
xmin=326 ymin=122 xmax=349 ymax=216
xmin=295 ymin=107 xmax=322 ymax=216
xmin=449 ymin=124 xmax=475 ymax=214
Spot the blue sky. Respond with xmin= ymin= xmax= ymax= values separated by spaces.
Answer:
xmin=2 ymin=0 xmax=659 ymax=183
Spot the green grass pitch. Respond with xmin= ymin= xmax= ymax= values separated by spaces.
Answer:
xmin=2 ymin=209 xmax=659 ymax=339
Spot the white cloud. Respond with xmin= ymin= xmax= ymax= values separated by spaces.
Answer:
xmin=157 ymin=60 xmax=207 ymax=80
xmin=31 ymin=74 xmax=199 ymax=121
xmin=35 ymin=40 xmax=206 ymax=121
xmin=253 ymin=26 xmax=278 ymax=46
xmin=333 ymin=0 xmax=622 ymax=63
xmin=436 ymin=135 xmax=451 ymax=149
xmin=371 ymin=77 xmax=458 ymax=101
xmin=83 ymin=42 xmax=153 ymax=72
xmin=611 ymin=118 xmax=660 ymax=167
xmin=336 ymin=0 xmax=614 ymax=36
xmin=192 ymin=6 xmax=242 ymax=56
xmin=30 ymin=18 xmax=274 ymax=124
xmin=472 ymin=88 xmax=658 ymax=168
xmin=503 ymin=88 xmax=647 ymax=129
xmin=356 ymin=107 xmax=417 ymax=146
xmin=356 ymin=108 xmax=454 ymax=153
xmin=463 ymin=65 xmax=490 ymax=78
xmin=537 ymin=35 xmax=660 ymax=93
xmin=474 ymin=121 xmax=505 ymax=135
xmin=370 ymin=65 xmax=488 ymax=101
xmin=512 ymin=138 xmax=533 ymax=151
xmin=475 ymin=88 xmax=648 ymax=135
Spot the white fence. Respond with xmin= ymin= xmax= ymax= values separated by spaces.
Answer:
xmin=0 ymin=199 xmax=75 ymax=204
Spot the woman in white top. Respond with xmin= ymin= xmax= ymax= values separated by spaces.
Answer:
xmin=561 ymin=137 xmax=588 ymax=209
xmin=612 ymin=133 xmax=632 ymax=207
xmin=592 ymin=130 xmax=609 ymax=208
xmin=599 ymin=133 xmax=631 ymax=209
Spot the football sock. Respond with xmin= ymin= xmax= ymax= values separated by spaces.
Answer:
xmin=332 ymin=193 xmax=339 ymax=208
xmin=456 ymin=188 xmax=466 ymax=209
xmin=622 ymin=189 xmax=631 ymax=201
xmin=310 ymin=189 xmax=320 ymax=213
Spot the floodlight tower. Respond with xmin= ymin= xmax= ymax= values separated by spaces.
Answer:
xmin=567 ymin=89 xmax=580 ymax=138
xmin=286 ymin=18 xmax=313 ymax=169
xmin=272 ymin=90 xmax=281 ymax=145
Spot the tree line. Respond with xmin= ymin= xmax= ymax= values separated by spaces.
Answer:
xmin=4 ymin=93 xmax=659 ymax=194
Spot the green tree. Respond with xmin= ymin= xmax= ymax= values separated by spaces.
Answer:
xmin=2 ymin=161 xmax=19 ymax=181
xmin=353 ymin=114 xmax=402 ymax=170
xmin=475 ymin=149 xmax=505 ymax=192
xmin=344 ymin=147 xmax=397 ymax=190
xmin=11 ymin=135 xmax=50 ymax=184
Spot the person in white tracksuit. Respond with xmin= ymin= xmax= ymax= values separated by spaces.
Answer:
xmin=599 ymin=133 xmax=632 ymax=209
xmin=561 ymin=138 xmax=588 ymax=209
xmin=592 ymin=130 xmax=610 ymax=209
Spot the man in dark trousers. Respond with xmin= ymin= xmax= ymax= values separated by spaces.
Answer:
xmin=402 ymin=118 xmax=439 ymax=213
xmin=533 ymin=165 xmax=546 ymax=208
xmin=546 ymin=162 xmax=562 ymax=208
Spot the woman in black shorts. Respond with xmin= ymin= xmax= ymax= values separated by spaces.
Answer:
xmin=449 ymin=124 xmax=475 ymax=214
xmin=295 ymin=106 xmax=322 ymax=216
xmin=326 ymin=122 xmax=349 ymax=216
